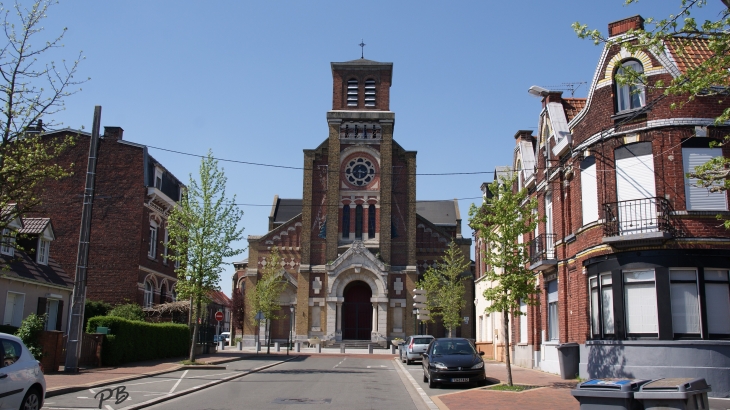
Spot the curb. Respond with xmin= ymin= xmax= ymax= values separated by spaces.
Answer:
xmin=45 ymin=355 xmax=253 ymax=398
xmin=117 ymin=356 xmax=298 ymax=410
xmin=393 ymin=358 xmax=440 ymax=410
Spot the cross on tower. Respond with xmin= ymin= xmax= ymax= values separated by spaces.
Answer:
xmin=359 ymin=39 xmax=366 ymax=59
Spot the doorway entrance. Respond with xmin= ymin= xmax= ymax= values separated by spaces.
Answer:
xmin=342 ymin=281 xmax=372 ymax=340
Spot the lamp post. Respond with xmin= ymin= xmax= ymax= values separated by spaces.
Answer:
xmin=288 ymin=303 xmax=295 ymax=355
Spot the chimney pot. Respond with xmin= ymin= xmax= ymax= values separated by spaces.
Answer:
xmin=103 ymin=126 xmax=124 ymax=140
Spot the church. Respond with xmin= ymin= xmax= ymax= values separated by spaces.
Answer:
xmin=233 ymin=58 xmax=473 ymax=346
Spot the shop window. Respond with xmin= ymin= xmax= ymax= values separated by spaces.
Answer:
xmin=623 ymin=270 xmax=658 ymax=336
xmin=704 ymin=269 xmax=730 ymax=336
xmin=670 ymin=269 xmax=701 ymax=336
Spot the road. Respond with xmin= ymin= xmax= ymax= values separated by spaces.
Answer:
xmin=148 ymin=355 xmax=421 ymax=410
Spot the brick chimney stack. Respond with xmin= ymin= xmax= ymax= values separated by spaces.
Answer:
xmin=608 ymin=15 xmax=644 ymax=37
xmin=514 ymin=130 xmax=534 ymax=144
xmin=103 ymin=126 xmax=124 ymax=140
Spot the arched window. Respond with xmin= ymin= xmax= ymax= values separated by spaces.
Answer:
xmin=342 ymin=205 xmax=350 ymax=239
xmin=364 ymin=79 xmax=376 ymax=107
xmin=160 ymin=283 xmax=167 ymax=304
xmin=355 ymin=205 xmax=363 ymax=239
xmin=368 ymin=204 xmax=376 ymax=239
xmin=144 ymin=280 xmax=154 ymax=307
xmin=615 ymin=60 xmax=645 ymax=112
xmin=347 ymin=79 xmax=358 ymax=107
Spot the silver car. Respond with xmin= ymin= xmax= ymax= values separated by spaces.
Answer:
xmin=0 ymin=332 xmax=46 ymax=410
xmin=399 ymin=335 xmax=434 ymax=365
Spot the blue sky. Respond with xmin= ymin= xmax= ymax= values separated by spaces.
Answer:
xmin=31 ymin=0 xmax=723 ymax=297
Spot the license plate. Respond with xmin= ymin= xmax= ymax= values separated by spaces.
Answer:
xmin=451 ymin=378 xmax=469 ymax=383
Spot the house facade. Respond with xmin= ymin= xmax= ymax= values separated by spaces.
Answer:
xmin=233 ymin=58 xmax=473 ymax=346
xmin=30 ymin=125 xmax=185 ymax=308
xmin=474 ymin=16 xmax=730 ymax=397
xmin=1 ymin=209 xmax=72 ymax=332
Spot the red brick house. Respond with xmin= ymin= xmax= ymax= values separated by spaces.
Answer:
xmin=476 ymin=16 xmax=730 ymax=396
xmin=30 ymin=125 xmax=185 ymax=308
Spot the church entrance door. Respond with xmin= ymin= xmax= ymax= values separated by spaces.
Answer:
xmin=342 ymin=281 xmax=372 ymax=340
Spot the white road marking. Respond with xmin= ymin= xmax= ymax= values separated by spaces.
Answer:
xmin=76 ymin=396 xmax=90 ymax=399
xmin=89 ymin=388 xmax=96 ymax=393
xmin=367 ymin=365 xmax=388 ymax=368
xmin=333 ymin=357 xmax=347 ymax=368
xmin=105 ymin=405 xmax=114 ymax=410
xmin=169 ymin=369 xmax=188 ymax=394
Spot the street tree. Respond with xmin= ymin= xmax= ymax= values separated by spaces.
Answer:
xmin=468 ymin=175 xmax=539 ymax=386
xmin=573 ymin=0 xmax=730 ymax=227
xmin=416 ymin=241 xmax=470 ymax=337
xmin=167 ymin=150 xmax=245 ymax=363
xmin=0 ymin=0 xmax=86 ymax=235
xmin=247 ymin=246 xmax=287 ymax=354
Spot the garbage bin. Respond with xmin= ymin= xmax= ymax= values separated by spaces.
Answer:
xmin=571 ymin=379 xmax=650 ymax=410
xmin=634 ymin=378 xmax=711 ymax=410
xmin=557 ymin=342 xmax=580 ymax=379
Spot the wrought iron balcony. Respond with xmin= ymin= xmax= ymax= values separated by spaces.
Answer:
xmin=529 ymin=233 xmax=557 ymax=271
xmin=603 ymin=197 xmax=674 ymax=245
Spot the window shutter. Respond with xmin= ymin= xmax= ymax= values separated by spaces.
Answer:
xmin=56 ymin=300 xmax=64 ymax=331
xmin=37 ymin=297 xmax=47 ymax=316
xmin=616 ymin=153 xmax=656 ymax=201
xmin=364 ymin=79 xmax=376 ymax=107
xmin=581 ymin=157 xmax=598 ymax=225
xmin=347 ymin=79 xmax=358 ymax=107
xmin=683 ymin=148 xmax=727 ymax=211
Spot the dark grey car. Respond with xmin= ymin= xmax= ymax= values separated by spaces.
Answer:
xmin=399 ymin=335 xmax=434 ymax=364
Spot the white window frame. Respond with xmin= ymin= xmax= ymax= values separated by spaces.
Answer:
xmin=3 ymin=291 xmax=25 ymax=327
xmin=154 ymin=167 xmax=163 ymax=189
xmin=148 ymin=222 xmax=158 ymax=258
xmin=704 ymin=269 xmax=730 ymax=335
xmin=547 ymin=280 xmax=559 ymax=341
xmin=1 ymin=228 xmax=15 ymax=256
xmin=37 ymin=238 xmax=50 ymax=265
xmin=143 ymin=281 xmax=154 ymax=308
xmin=581 ymin=156 xmax=599 ymax=226
xmin=616 ymin=60 xmax=646 ymax=112
xmin=669 ymin=269 xmax=701 ymax=336
xmin=623 ymin=269 xmax=658 ymax=336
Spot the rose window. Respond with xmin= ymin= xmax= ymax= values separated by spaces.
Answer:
xmin=345 ymin=158 xmax=376 ymax=186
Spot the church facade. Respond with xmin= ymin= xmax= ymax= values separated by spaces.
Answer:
xmin=233 ymin=58 xmax=473 ymax=346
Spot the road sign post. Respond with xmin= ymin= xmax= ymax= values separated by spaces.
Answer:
xmin=413 ymin=289 xmax=429 ymax=334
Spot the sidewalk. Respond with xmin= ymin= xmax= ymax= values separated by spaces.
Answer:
xmin=432 ymin=360 xmax=580 ymax=410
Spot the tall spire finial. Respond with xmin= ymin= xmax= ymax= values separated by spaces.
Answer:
xmin=359 ymin=39 xmax=366 ymax=59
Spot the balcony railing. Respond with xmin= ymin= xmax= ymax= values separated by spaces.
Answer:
xmin=603 ymin=197 xmax=673 ymax=238
xmin=529 ymin=233 xmax=557 ymax=266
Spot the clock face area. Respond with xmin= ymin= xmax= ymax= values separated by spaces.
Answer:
xmin=342 ymin=153 xmax=379 ymax=189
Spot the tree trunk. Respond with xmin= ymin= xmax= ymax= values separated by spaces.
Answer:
xmin=189 ymin=299 xmax=202 ymax=362
xmin=503 ymin=309 xmax=513 ymax=386
xmin=266 ymin=319 xmax=271 ymax=354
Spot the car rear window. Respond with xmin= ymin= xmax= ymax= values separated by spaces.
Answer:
xmin=0 ymin=339 xmax=22 ymax=367
xmin=413 ymin=338 xmax=433 ymax=344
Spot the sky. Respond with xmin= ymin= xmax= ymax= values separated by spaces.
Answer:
xmin=25 ymin=0 xmax=725 ymax=297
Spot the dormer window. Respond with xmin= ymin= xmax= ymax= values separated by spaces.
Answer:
xmin=615 ymin=60 xmax=645 ymax=112
xmin=1 ymin=228 xmax=14 ymax=256
xmin=37 ymin=238 xmax=49 ymax=265
xmin=347 ymin=79 xmax=358 ymax=107
xmin=154 ymin=167 xmax=163 ymax=189
xmin=364 ymin=79 xmax=376 ymax=107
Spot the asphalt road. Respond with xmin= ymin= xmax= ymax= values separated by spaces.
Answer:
xmin=41 ymin=357 xmax=283 ymax=410
xmin=148 ymin=355 xmax=420 ymax=410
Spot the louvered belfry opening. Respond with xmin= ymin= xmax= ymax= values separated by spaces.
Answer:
xmin=347 ymin=79 xmax=358 ymax=107
xmin=364 ymin=79 xmax=376 ymax=107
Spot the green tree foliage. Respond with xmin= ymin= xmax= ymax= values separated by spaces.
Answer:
xmin=415 ymin=241 xmax=470 ymax=337
xmin=248 ymin=246 xmax=287 ymax=354
xmin=108 ymin=303 xmax=145 ymax=321
xmin=14 ymin=313 xmax=46 ymax=359
xmin=573 ymin=0 xmax=730 ymax=227
xmin=468 ymin=175 xmax=539 ymax=386
xmin=0 ymin=0 xmax=86 ymax=235
xmin=83 ymin=299 xmax=111 ymax=329
xmin=167 ymin=150 xmax=245 ymax=362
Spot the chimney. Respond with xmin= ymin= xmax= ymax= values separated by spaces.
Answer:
xmin=513 ymin=130 xmax=534 ymax=143
xmin=103 ymin=126 xmax=124 ymax=140
xmin=608 ymin=15 xmax=644 ymax=37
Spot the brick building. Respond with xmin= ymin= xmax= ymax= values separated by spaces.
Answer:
xmin=475 ymin=16 xmax=730 ymax=396
xmin=232 ymin=58 xmax=473 ymax=346
xmin=31 ymin=126 xmax=185 ymax=308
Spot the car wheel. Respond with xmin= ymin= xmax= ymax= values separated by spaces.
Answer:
xmin=428 ymin=372 xmax=437 ymax=389
xmin=20 ymin=387 xmax=42 ymax=410
xmin=406 ymin=358 xmax=411 ymax=365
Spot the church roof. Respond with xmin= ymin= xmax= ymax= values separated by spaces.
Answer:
xmin=335 ymin=58 xmax=392 ymax=66
xmin=272 ymin=198 xmax=303 ymax=225
xmin=416 ymin=200 xmax=459 ymax=226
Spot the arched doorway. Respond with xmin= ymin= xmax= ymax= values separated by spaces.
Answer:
xmin=342 ymin=281 xmax=372 ymax=340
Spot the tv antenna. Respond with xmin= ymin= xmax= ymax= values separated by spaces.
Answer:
xmin=544 ymin=82 xmax=587 ymax=97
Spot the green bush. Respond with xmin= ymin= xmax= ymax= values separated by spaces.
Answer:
xmin=86 ymin=316 xmax=190 ymax=366
xmin=15 ymin=314 xmax=46 ymax=360
xmin=84 ymin=300 xmax=112 ymax=330
xmin=108 ymin=303 xmax=144 ymax=321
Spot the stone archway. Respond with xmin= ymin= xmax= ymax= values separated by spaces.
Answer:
xmin=342 ymin=281 xmax=372 ymax=340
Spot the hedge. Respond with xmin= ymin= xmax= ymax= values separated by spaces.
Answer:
xmin=86 ymin=316 xmax=190 ymax=366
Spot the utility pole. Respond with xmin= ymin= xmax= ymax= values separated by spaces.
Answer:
xmin=64 ymin=106 xmax=102 ymax=373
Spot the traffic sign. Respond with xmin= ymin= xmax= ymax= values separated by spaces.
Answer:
xmin=255 ymin=311 xmax=265 ymax=321
xmin=215 ymin=311 xmax=224 ymax=321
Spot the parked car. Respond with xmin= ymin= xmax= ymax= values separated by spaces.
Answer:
xmin=399 ymin=335 xmax=434 ymax=365
xmin=214 ymin=332 xmax=231 ymax=344
xmin=422 ymin=337 xmax=486 ymax=388
xmin=0 ymin=332 xmax=46 ymax=410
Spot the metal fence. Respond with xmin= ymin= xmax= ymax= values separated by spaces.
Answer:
xmin=529 ymin=233 xmax=556 ymax=264
xmin=603 ymin=197 xmax=672 ymax=237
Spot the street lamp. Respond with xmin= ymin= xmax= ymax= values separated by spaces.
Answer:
xmin=288 ymin=303 xmax=295 ymax=355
